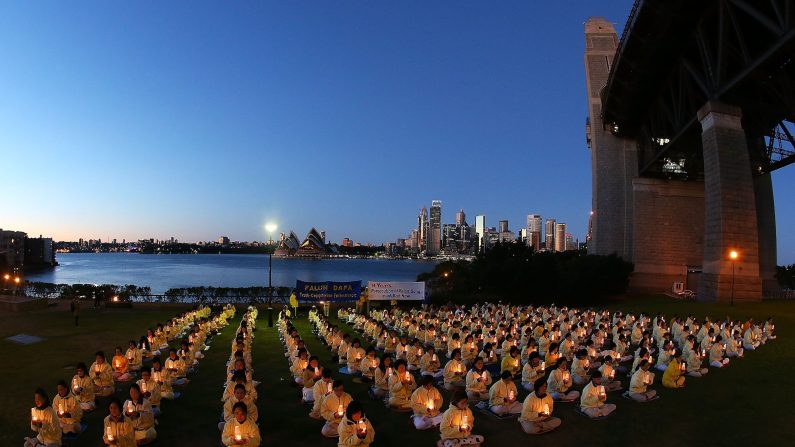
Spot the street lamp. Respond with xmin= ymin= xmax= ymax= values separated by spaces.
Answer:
xmin=265 ymin=223 xmax=278 ymax=327
xmin=729 ymin=250 xmax=739 ymax=307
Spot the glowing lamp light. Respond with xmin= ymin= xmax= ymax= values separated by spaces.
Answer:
xmin=3 ymin=274 xmax=9 ymax=280
xmin=265 ymin=223 xmax=278 ymax=234
xmin=14 ymin=277 xmax=20 ymax=284
xmin=729 ymin=250 xmax=739 ymax=260
xmin=112 ymin=296 xmax=119 ymax=302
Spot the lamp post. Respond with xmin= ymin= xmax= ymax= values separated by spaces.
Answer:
xmin=265 ymin=223 xmax=277 ymax=327
xmin=729 ymin=250 xmax=738 ymax=307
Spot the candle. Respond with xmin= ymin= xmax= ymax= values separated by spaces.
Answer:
xmin=327 ymin=382 xmax=333 ymax=394
xmin=234 ymin=424 xmax=242 ymax=441
xmin=72 ymin=377 xmax=79 ymax=392
xmin=141 ymin=381 xmax=147 ymax=393
xmin=107 ymin=425 xmax=114 ymax=441
xmin=58 ymin=402 xmax=64 ymax=416
xmin=609 ymin=370 xmax=615 ymax=380
xmin=461 ymin=414 xmax=469 ymax=430
xmin=508 ymin=389 xmax=515 ymax=401
xmin=598 ymin=385 xmax=606 ymax=398
xmin=541 ymin=361 xmax=546 ymax=370
xmin=405 ymin=371 xmax=411 ymax=381
xmin=543 ymin=403 xmax=550 ymax=415
xmin=432 ymin=354 xmax=437 ymax=362
xmin=126 ymin=401 xmax=134 ymax=414
xmin=358 ymin=420 xmax=367 ymax=433
xmin=337 ymin=404 xmax=344 ymax=417
xmin=95 ymin=364 xmax=101 ymax=373
xmin=31 ymin=408 xmax=38 ymax=422
xmin=418 ymin=348 xmax=423 ymax=356
xmin=427 ymin=399 xmax=434 ymax=411
xmin=115 ymin=359 xmax=121 ymax=369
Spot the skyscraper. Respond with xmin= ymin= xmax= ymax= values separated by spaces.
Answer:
xmin=545 ymin=219 xmax=556 ymax=251
xmin=475 ymin=215 xmax=486 ymax=253
xmin=455 ymin=209 xmax=467 ymax=226
xmin=417 ymin=207 xmax=428 ymax=252
xmin=427 ymin=200 xmax=442 ymax=255
xmin=526 ymin=214 xmax=543 ymax=248
xmin=498 ymin=220 xmax=509 ymax=233
xmin=555 ymin=223 xmax=567 ymax=252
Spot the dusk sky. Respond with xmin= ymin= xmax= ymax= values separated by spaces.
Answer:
xmin=2 ymin=1 xmax=794 ymax=263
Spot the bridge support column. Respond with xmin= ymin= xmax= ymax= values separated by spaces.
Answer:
xmin=755 ymin=173 xmax=779 ymax=296
xmin=697 ymin=101 xmax=762 ymax=302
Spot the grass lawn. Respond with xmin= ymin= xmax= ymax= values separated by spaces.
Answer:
xmin=1 ymin=296 xmax=794 ymax=446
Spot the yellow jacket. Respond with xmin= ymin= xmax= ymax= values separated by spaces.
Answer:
xmin=221 ymin=417 xmax=261 ymax=447
xmin=443 ymin=359 xmax=465 ymax=384
xmin=224 ymin=396 xmax=258 ymax=422
xmin=629 ymin=369 xmax=652 ymax=394
xmin=103 ymin=415 xmax=135 ymax=447
xmin=440 ymin=404 xmax=475 ymax=440
xmin=488 ymin=380 xmax=519 ymax=407
xmin=374 ymin=366 xmax=393 ymax=392
xmin=30 ymin=406 xmax=61 ymax=446
xmin=709 ymin=344 xmax=724 ymax=364
xmin=580 ymin=382 xmax=605 ymax=409
xmin=546 ymin=368 xmax=571 ymax=394
xmin=90 ymin=361 xmax=114 ymax=388
xmin=662 ymin=359 xmax=685 ymax=388
xmin=71 ymin=374 xmax=95 ymax=404
xmin=465 ymin=369 xmax=492 ymax=394
xmin=53 ymin=393 xmax=83 ymax=425
xmin=122 ymin=398 xmax=155 ymax=432
xmin=501 ymin=355 xmax=521 ymax=376
xmin=337 ymin=416 xmax=375 ymax=447
xmin=518 ymin=391 xmax=553 ymax=423
xmin=420 ymin=353 xmax=441 ymax=373
xmin=322 ymin=392 xmax=353 ymax=423
xmin=388 ymin=372 xmax=416 ymax=405
xmin=410 ymin=386 xmax=443 ymax=417
xmin=521 ymin=363 xmax=544 ymax=386
xmin=361 ymin=356 xmax=379 ymax=379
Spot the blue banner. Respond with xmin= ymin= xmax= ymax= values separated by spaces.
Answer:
xmin=295 ymin=280 xmax=362 ymax=302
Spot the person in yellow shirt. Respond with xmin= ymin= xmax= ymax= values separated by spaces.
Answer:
xmin=709 ymin=335 xmax=730 ymax=368
xmin=686 ymin=346 xmax=709 ymax=377
xmin=338 ymin=401 xmax=375 ymax=447
xmin=345 ymin=340 xmax=365 ymax=376
xmin=361 ymin=348 xmax=380 ymax=382
xmin=25 ymin=388 xmax=61 ymax=447
xmin=443 ymin=349 xmax=466 ymax=391
xmin=547 ymin=358 xmax=579 ymax=402
xmin=628 ymin=360 xmax=657 ymax=402
xmin=410 ymin=375 xmax=444 ymax=430
xmin=321 ymin=380 xmax=353 ymax=438
xmin=221 ymin=402 xmax=261 ymax=447
xmin=580 ymin=372 xmax=616 ymax=418
xmin=71 ymin=362 xmax=96 ymax=411
xmin=521 ymin=352 xmax=545 ymax=392
xmin=112 ymin=346 xmax=135 ymax=382
xmin=597 ymin=356 xmax=622 ymax=392
xmin=220 ymin=384 xmax=258 ymax=431
xmin=518 ymin=378 xmax=561 ymax=435
xmin=571 ymin=350 xmax=591 ymax=386
xmin=302 ymin=356 xmax=323 ymax=402
xmin=662 ymin=350 xmax=686 ymax=388
xmin=440 ymin=391 xmax=484 ymax=446
xmin=90 ymin=351 xmax=115 ymax=397
xmin=102 ymin=398 xmax=135 ymax=447
xmin=388 ymin=360 xmax=417 ymax=410
xmin=310 ymin=370 xmax=335 ymax=420
xmin=123 ymin=384 xmax=157 ymax=444
xmin=54 ymin=380 xmax=83 ymax=434
xmin=489 ymin=371 xmax=522 ymax=416
xmin=465 ymin=357 xmax=493 ymax=401
xmin=136 ymin=368 xmax=161 ymax=416
xmin=371 ymin=356 xmax=393 ymax=400
xmin=544 ymin=343 xmax=561 ymax=369
xmin=501 ymin=346 xmax=521 ymax=378
xmin=420 ymin=347 xmax=443 ymax=379
xmin=125 ymin=340 xmax=143 ymax=372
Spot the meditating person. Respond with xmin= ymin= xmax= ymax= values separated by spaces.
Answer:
xmin=165 ymin=349 xmax=189 ymax=386
xmin=544 ymin=343 xmax=561 ymax=369
xmin=461 ymin=335 xmax=478 ymax=366
xmin=125 ymin=340 xmax=143 ymax=372
xmin=725 ymin=330 xmax=744 ymax=358
xmin=547 ymin=358 xmax=579 ymax=402
xmin=102 ymin=398 xmax=135 ymax=447
xmin=440 ymin=391 xmax=484 ymax=447
xmin=743 ymin=325 xmax=760 ymax=351
xmin=337 ymin=334 xmax=351 ymax=366
xmin=443 ymin=349 xmax=467 ymax=391
xmin=709 ymin=336 xmax=730 ymax=368
xmin=337 ymin=400 xmax=375 ymax=447
xmin=521 ymin=352 xmax=545 ymax=392
xmin=151 ymin=357 xmax=179 ymax=400
xmin=488 ymin=371 xmax=522 ymax=416
xmin=420 ymin=347 xmax=443 ymax=379
xmin=662 ymin=350 xmax=686 ymax=388
xmin=655 ymin=341 xmax=674 ymax=372
xmin=763 ymin=317 xmax=777 ymax=341
xmin=302 ymin=356 xmax=323 ymax=402
xmin=597 ymin=356 xmax=622 ymax=392
xmin=112 ymin=347 xmax=134 ymax=382
xmin=90 ymin=351 xmax=115 ymax=397
xmin=571 ymin=349 xmax=591 ymax=386
xmin=310 ymin=370 xmax=334 ymax=420
xmin=321 ymin=380 xmax=353 ymax=438
xmin=345 ymin=340 xmax=365 ymax=376
xmin=25 ymin=388 xmax=61 ymax=447
xmin=53 ymin=379 xmax=83 ymax=435
xmin=371 ymin=356 xmax=394 ymax=399
xmin=685 ymin=345 xmax=709 ymax=377
xmin=465 ymin=357 xmax=492 ymax=401
xmin=71 ymin=362 xmax=96 ymax=411
xmin=136 ymin=368 xmax=162 ymax=416
xmin=388 ymin=360 xmax=416 ymax=410
xmin=361 ymin=348 xmax=380 ymax=382
xmin=628 ymin=360 xmax=657 ymax=402
xmin=407 ymin=339 xmax=424 ymax=371
xmin=410 ymin=375 xmax=444 ymax=430
xmin=501 ymin=346 xmax=521 ymax=378
xmin=220 ymin=384 xmax=258 ymax=431
xmin=123 ymin=384 xmax=156 ymax=445
xmin=221 ymin=402 xmax=261 ymax=447
xmin=518 ymin=378 xmax=560 ymax=435
xmin=580 ymin=372 xmax=616 ymax=418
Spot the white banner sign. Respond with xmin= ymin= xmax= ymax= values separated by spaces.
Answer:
xmin=367 ymin=281 xmax=425 ymax=301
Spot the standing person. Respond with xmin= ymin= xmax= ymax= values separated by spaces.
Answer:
xmin=518 ymin=378 xmax=561 ymax=435
xmin=440 ymin=391 xmax=484 ymax=446
xmin=24 ymin=388 xmax=61 ymax=447
xmin=337 ymin=401 xmax=375 ymax=447
xmin=71 ymin=298 xmax=80 ymax=327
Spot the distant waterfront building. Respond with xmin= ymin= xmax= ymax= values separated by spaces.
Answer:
xmin=0 ymin=229 xmax=26 ymax=271
xmin=24 ymin=236 xmax=56 ymax=269
xmin=417 ymin=207 xmax=428 ymax=252
xmin=475 ymin=215 xmax=486 ymax=253
xmin=519 ymin=229 xmax=527 ymax=243
xmin=555 ymin=223 xmax=567 ymax=252
xmin=218 ymin=236 xmax=230 ymax=245
xmin=342 ymin=238 xmax=353 ymax=247
xmin=498 ymin=220 xmax=509 ymax=233
xmin=456 ymin=209 xmax=467 ymax=226
xmin=545 ymin=219 xmax=556 ymax=251
xmin=427 ymin=200 xmax=442 ymax=256
xmin=274 ymin=231 xmax=300 ymax=256
xmin=294 ymin=228 xmax=331 ymax=257
xmin=565 ymin=233 xmax=578 ymax=251
xmin=526 ymin=214 xmax=543 ymax=249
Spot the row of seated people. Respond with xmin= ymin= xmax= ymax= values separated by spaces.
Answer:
xmin=220 ymin=306 xmax=262 ymax=447
xmin=24 ymin=305 xmax=224 ymax=447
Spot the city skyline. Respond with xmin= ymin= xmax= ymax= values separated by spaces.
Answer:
xmin=2 ymin=1 xmax=795 ymax=263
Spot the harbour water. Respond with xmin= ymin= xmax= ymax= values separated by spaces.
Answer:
xmin=25 ymin=253 xmax=437 ymax=294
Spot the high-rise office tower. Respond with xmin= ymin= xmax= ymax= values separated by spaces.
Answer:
xmin=456 ymin=209 xmax=467 ymax=226
xmin=475 ymin=215 xmax=486 ymax=253
xmin=427 ymin=200 xmax=442 ymax=255
xmin=526 ymin=214 xmax=543 ymax=248
xmin=545 ymin=219 xmax=556 ymax=251
xmin=418 ymin=207 xmax=428 ymax=251
xmin=555 ymin=223 xmax=567 ymax=252
xmin=499 ymin=220 xmax=509 ymax=233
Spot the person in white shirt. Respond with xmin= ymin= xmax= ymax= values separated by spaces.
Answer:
xmin=628 ymin=360 xmax=657 ymax=402
xmin=518 ymin=378 xmax=560 ymax=435
xmin=488 ymin=371 xmax=522 ymax=416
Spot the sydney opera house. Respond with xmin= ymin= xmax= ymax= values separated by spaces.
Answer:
xmin=274 ymin=228 xmax=332 ymax=257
